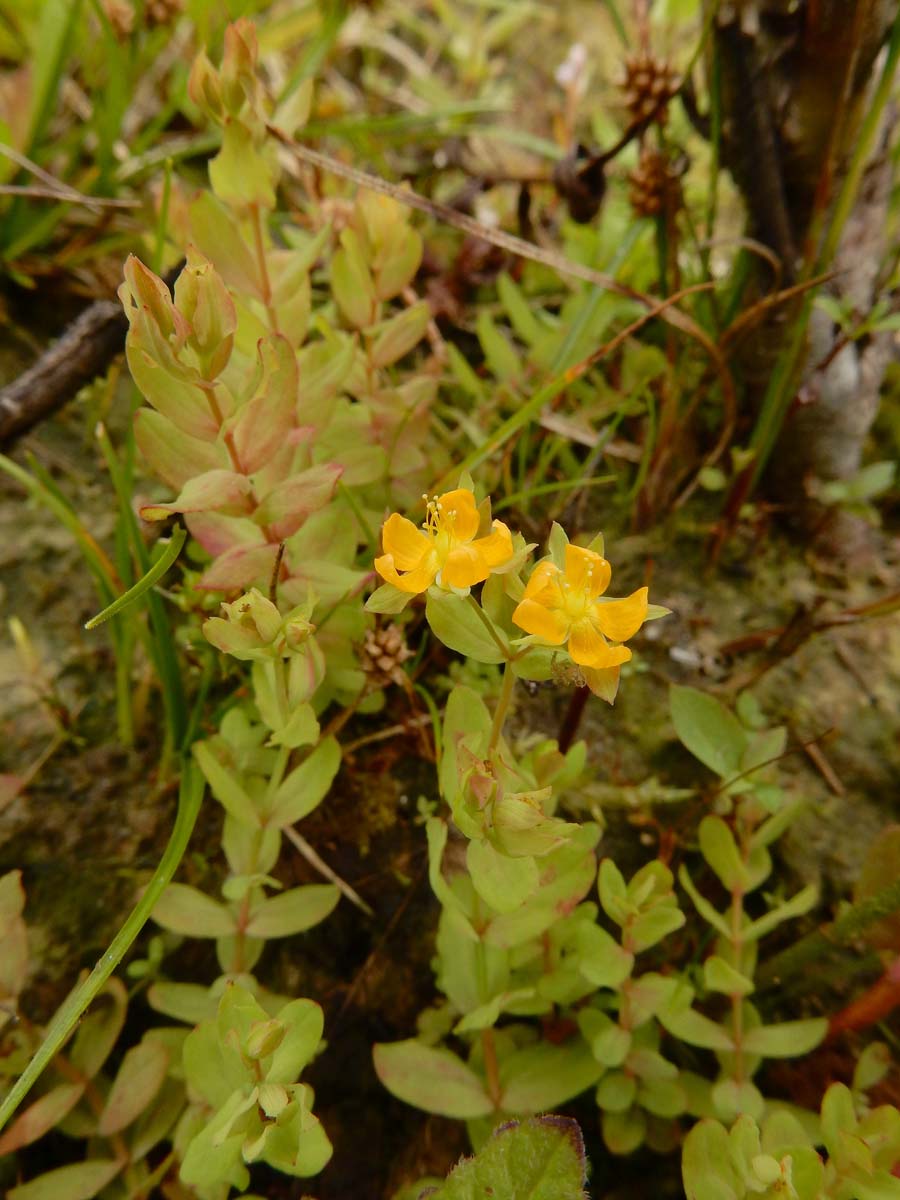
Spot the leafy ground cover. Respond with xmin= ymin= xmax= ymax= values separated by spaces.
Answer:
xmin=1 ymin=2 xmax=900 ymax=1198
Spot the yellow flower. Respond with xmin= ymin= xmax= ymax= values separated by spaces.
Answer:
xmin=375 ymin=488 xmax=514 ymax=594
xmin=512 ymin=544 xmax=648 ymax=669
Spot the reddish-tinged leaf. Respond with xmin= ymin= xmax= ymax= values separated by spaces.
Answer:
xmin=197 ymin=542 xmax=280 ymax=591
xmin=230 ymin=335 xmax=298 ymax=473
xmin=9 ymin=1159 xmax=123 ymax=1200
xmin=134 ymin=409 xmax=224 ymax=490
xmin=253 ymin=463 xmax=342 ymax=540
xmin=97 ymin=1038 xmax=170 ymax=1135
xmin=189 ymin=192 xmax=264 ymax=297
xmin=140 ymin=470 xmax=254 ymax=522
xmin=373 ymin=1041 xmax=494 ymax=1119
xmin=70 ymin=978 xmax=128 ymax=1079
xmin=0 ymin=1083 xmax=85 ymax=1153
xmin=185 ymin=512 xmax=262 ymax=557
xmin=126 ymin=346 xmax=218 ymax=442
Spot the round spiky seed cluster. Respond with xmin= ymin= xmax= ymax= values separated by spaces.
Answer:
xmin=628 ymin=146 xmax=682 ymax=218
xmin=361 ymin=623 xmax=414 ymax=690
xmin=144 ymin=0 xmax=183 ymax=28
xmin=620 ymin=51 xmax=680 ymax=127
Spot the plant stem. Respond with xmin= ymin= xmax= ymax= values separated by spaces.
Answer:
xmin=481 ymin=1028 xmax=502 ymax=1109
xmin=465 ymin=593 xmax=511 ymax=662
xmin=557 ymin=684 xmax=590 ymax=754
xmin=251 ymin=202 xmax=279 ymax=332
xmin=487 ymin=659 xmax=516 ymax=757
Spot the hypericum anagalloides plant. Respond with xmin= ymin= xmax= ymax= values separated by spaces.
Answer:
xmin=662 ymin=686 xmax=827 ymax=1128
xmin=682 ymin=1082 xmax=900 ymax=1200
xmin=369 ymin=483 xmax=666 ymax=1142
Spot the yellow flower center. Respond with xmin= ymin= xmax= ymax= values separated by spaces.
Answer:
xmin=422 ymin=493 xmax=461 ymax=557
xmin=560 ymin=567 xmax=595 ymax=622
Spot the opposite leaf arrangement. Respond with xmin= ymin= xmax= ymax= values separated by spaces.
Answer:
xmin=2 ymin=18 xmax=899 ymax=1200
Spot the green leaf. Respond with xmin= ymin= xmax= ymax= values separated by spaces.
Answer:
xmin=9 ymin=1161 xmax=123 ymax=1200
xmin=485 ymin=825 xmax=600 ymax=949
xmin=368 ymin=301 xmax=430 ymax=367
xmin=269 ymin=702 xmax=320 ymax=751
xmin=268 ymin=737 xmax=341 ymax=828
xmin=467 ymin=840 xmax=538 ymax=913
xmin=703 ymin=956 xmax=755 ymax=997
xmin=658 ymin=1006 xmax=734 ymax=1052
xmin=578 ymin=1009 xmax=631 ymax=1067
xmin=743 ymin=884 xmax=818 ymax=941
xmin=679 ymin=865 xmax=731 ymax=937
xmin=97 ymin=1038 xmax=169 ymax=1136
xmin=365 ymin=582 xmax=413 ymax=615
xmin=373 ymin=1041 xmax=494 ymax=1119
xmin=596 ymin=1070 xmax=637 ymax=1114
xmin=477 ymin=310 xmax=521 ymax=381
xmin=499 ymin=1041 xmax=604 ymax=1112
xmin=147 ymin=981 xmax=215 ymax=1025
xmin=681 ymin=1119 xmax=739 ymax=1200
xmin=151 ymin=883 xmax=236 ymax=938
xmin=332 ymin=229 xmax=377 ymax=328
xmin=597 ymin=858 xmax=628 ymax=924
xmin=628 ymin=905 xmax=685 ymax=952
xmin=853 ymin=1043 xmax=892 ymax=1093
xmin=601 ymin=1107 xmax=646 ymax=1154
xmin=426 ymin=592 xmax=508 ymax=664
xmin=577 ymin=923 xmax=633 ymax=988
xmin=711 ymin=1078 xmax=765 ymax=1123
xmin=193 ymin=740 xmax=260 ymax=828
xmin=245 ymin=884 xmax=340 ymax=938
xmin=498 ymin=274 xmax=541 ymax=344
xmin=454 ymin=988 xmax=539 ymax=1035
xmin=741 ymin=1018 xmax=827 ymax=1058
xmin=670 ymin=685 xmax=747 ymax=778
xmin=428 ymin=1115 xmax=588 ymax=1200
xmin=698 ymin=817 xmax=749 ymax=893
xmin=268 ymin=999 xmax=324 ymax=1083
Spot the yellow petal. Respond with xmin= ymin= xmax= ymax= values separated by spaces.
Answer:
xmin=591 ymin=587 xmax=648 ymax=643
xmin=382 ymin=513 xmax=430 ymax=570
xmin=472 ymin=520 xmax=513 ymax=568
xmin=582 ymin=665 xmax=621 ymax=704
xmin=568 ymin=619 xmax=632 ymax=668
xmin=437 ymin=488 xmax=480 ymax=541
xmin=441 ymin=543 xmax=489 ymax=588
xmin=564 ymin=544 xmax=610 ymax=598
xmin=521 ymin=560 xmax=563 ymax=605
xmin=512 ymin=598 xmax=569 ymax=644
xmin=374 ymin=551 xmax=438 ymax=594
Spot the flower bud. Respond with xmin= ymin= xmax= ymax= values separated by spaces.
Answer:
xmin=245 ymin=1017 xmax=286 ymax=1061
xmin=174 ymin=247 xmax=236 ymax=379
xmin=490 ymin=789 xmax=574 ymax=858
xmin=203 ymin=588 xmax=283 ymax=662
xmin=188 ymin=51 xmax=225 ymax=121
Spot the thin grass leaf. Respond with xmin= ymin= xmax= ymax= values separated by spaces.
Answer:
xmin=0 ymin=764 xmax=204 ymax=1135
xmin=84 ymin=526 xmax=187 ymax=630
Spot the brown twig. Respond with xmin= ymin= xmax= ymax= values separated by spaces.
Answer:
xmin=0 ymin=263 xmax=182 ymax=449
